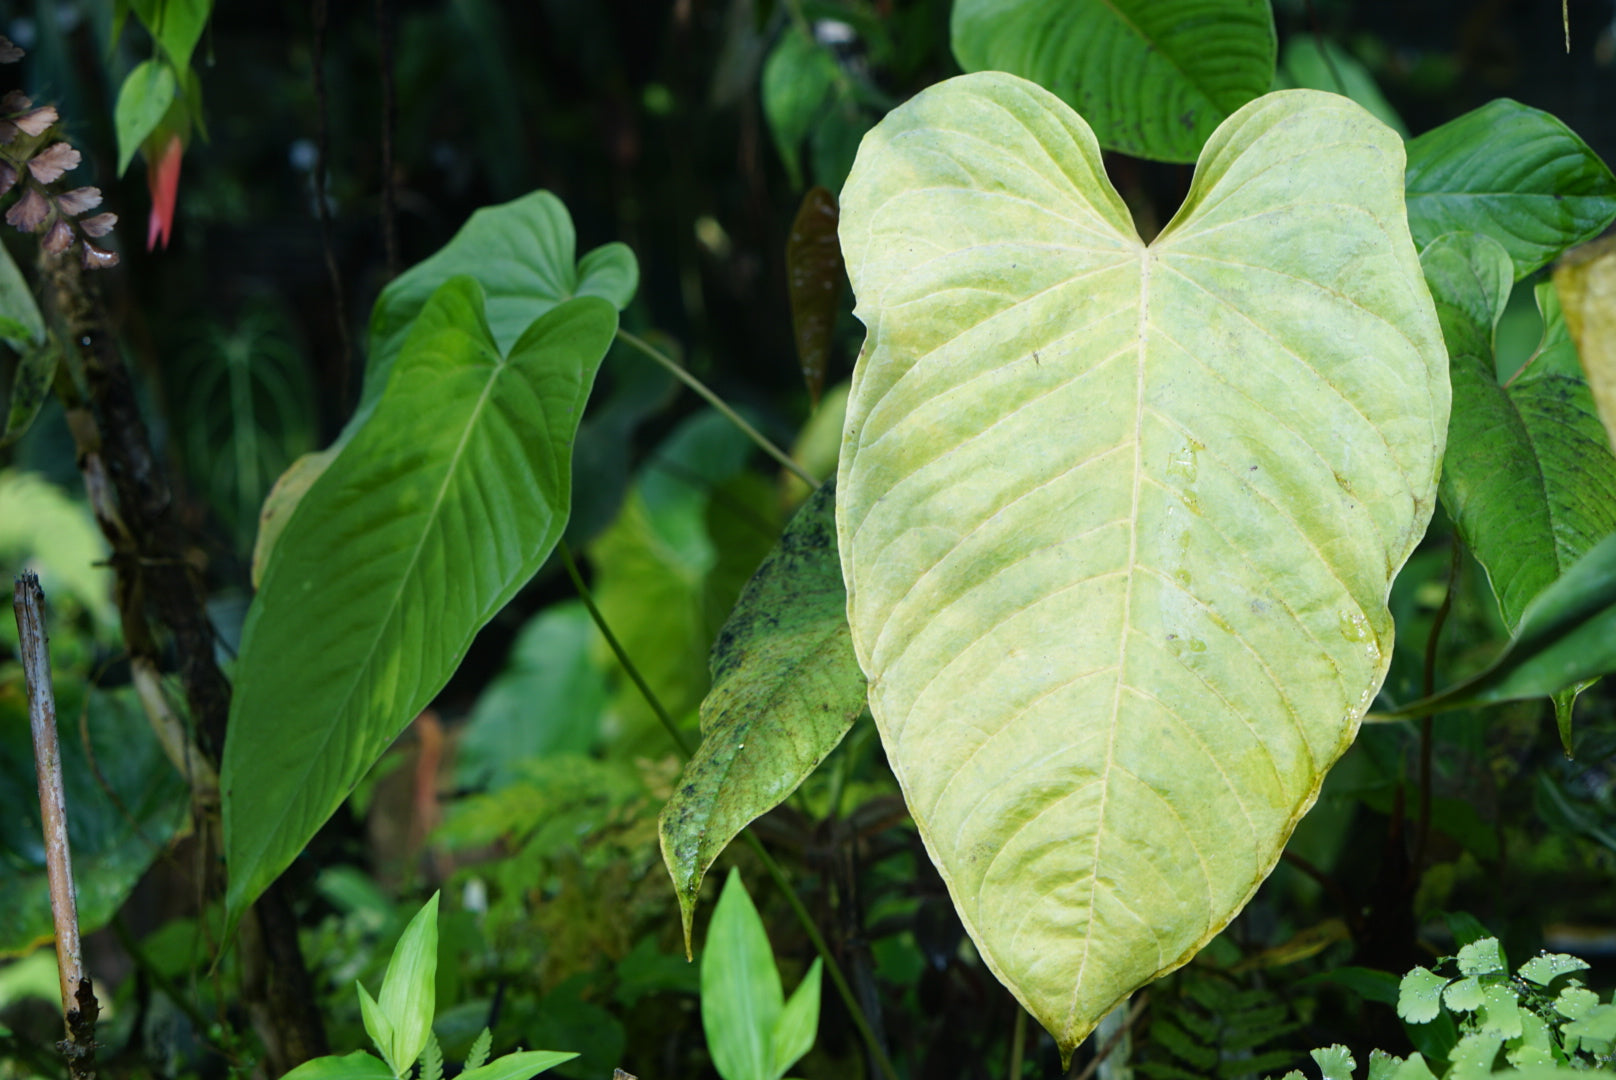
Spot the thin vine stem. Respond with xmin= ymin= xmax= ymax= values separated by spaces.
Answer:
xmin=558 ymin=540 xmax=899 ymax=1080
xmin=616 ymin=328 xmax=820 ymax=491
xmin=1413 ymin=535 xmax=1463 ymax=878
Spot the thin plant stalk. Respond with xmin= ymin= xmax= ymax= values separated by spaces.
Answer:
xmin=14 ymin=571 xmax=99 ymax=1079
xmin=559 ymin=543 xmax=900 ymax=1080
xmin=616 ymin=328 xmax=820 ymax=491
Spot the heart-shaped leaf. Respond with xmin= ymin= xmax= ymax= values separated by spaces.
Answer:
xmin=837 ymin=73 xmax=1447 ymax=1057
xmin=951 ymin=0 xmax=1276 ymax=163
xmin=223 ymin=279 xmax=617 ymax=923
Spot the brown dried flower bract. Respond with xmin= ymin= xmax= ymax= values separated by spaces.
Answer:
xmin=28 ymin=142 xmax=80 ymax=183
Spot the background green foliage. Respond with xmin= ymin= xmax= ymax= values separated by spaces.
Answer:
xmin=2 ymin=1 xmax=1616 ymax=1079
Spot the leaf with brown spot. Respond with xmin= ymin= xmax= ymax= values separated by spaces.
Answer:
xmin=785 ymin=186 xmax=844 ymax=407
xmin=659 ymin=480 xmax=867 ymax=949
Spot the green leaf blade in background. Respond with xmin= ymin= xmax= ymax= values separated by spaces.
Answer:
xmin=761 ymin=29 xmax=840 ymax=190
xmin=115 ymin=59 xmax=177 ymax=175
xmin=362 ymin=191 xmax=638 ymax=433
xmin=950 ymin=0 xmax=1276 ymax=162
xmin=660 ymin=481 xmax=867 ymax=946
xmin=1405 ymin=100 xmax=1616 ymax=281
xmin=1273 ymin=37 xmax=1406 ymax=137
xmin=837 ymin=73 xmax=1447 ymax=1056
xmin=1422 ymin=232 xmax=1616 ymax=630
xmin=223 ymin=279 xmax=617 ymax=923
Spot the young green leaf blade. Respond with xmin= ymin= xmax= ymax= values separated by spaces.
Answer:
xmin=115 ymin=60 xmax=178 ymax=175
xmin=951 ymin=0 xmax=1276 ymax=163
xmin=701 ymin=870 xmax=785 ymax=1080
xmin=279 ymin=1050 xmax=397 ymax=1080
xmin=659 ymin=482 xmax=866 ymax=948
xmin=770 ymin=957 xmax=822 ymax=1078
xmin=761 ymin=29 xmax=839 ymax=190
xmin=1405 ymin=100 xmax=1616 ymax=281
xmin=838 ymin=74 xmax=1447 ymax=1058
xmin=1272 ymin=37 xmax=1406 ymax=137
xmin=2 ymin=343 xmax=59 ymax=448
xmin=377 ymin=893 xmax=440 ymax=1072
xmin=223 ymin=280 xmax=617 ymax=923
xmin=455 ymin=1052 xmax=580 ymax=1080
xmin=1422 ymin=232 xmax=1616 ymax=630
xmin=356 ymin=984 xmax=396 ymax=1073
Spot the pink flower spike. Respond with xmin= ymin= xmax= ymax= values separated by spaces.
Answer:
xmin=146 ymin=131 xmax=183 ymax=251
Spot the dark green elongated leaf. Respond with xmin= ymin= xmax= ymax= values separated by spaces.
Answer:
xmin=222 ymin=279 xmax=617 ymax=923
xmin=786 ymin=187 xmax=843 ymax=407
xmin=950 ymin=0 xmax=1276 ymax=162
xmin=361 ymin=190 xmax=638 ymax=435
xmin=1422 ymin=232 xmax=1616 ymax=629
xmin=115 ymin=60 xmax=177 ymax=175
xmin=659 ymin=482 xmax=866 ymax=946
xmin=1405 ymin=100 xmax=1616 ymax=280
xmin=1386 ymin=530 xmax=1616 ymax=718
xmin=3 ymin=342 xmax=59 ymax=448
xmin=0 ymin=687 xmax=188 ymax=955
xmin=761 ymin=28 xmax=839 ymax=189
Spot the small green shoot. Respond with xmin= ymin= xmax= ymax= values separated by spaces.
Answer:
xmin=701 ymin=869 xmax=823 ymax=1080
xmin=282 ymin=893 xmax=578 ymax=1080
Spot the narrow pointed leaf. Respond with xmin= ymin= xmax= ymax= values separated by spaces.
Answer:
xmin=456 ymin=1052 xmax=580 ymax=1080
xmin=1422 ymin=232 xmax=1616 ymax=634
xmin=1552 ymin=237 xmax=1616 ymax=454
xmin=951 ymin=0 xmax=1276 ymax=162
xmin=223 ymin=280 xmax=617 ymax=923
xmin=115 ymin=60 xmax=176 ymax=176
xmin=786 ymin=188 xmax=844 ymax=406
xmin=770 ymin=957 xmax=822 ymax=1078
xmin=1405 ymin=100 xmax=1616 ymax=280
xmin=660 ymin=482 xmax=866 ymax=949
xmin=837 ymin=74 xmax=1447 ymax=1055
xmin=357 ymin=985 xmax=396 ymax=1073
xmin=377 ymin=893 xmax=440 ymax=1072
xmin=702 ymin=870 xmax=784 ymax=1080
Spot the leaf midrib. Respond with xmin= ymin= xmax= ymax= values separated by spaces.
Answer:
xmin=242 ymin=340 xmax=506 ymax=890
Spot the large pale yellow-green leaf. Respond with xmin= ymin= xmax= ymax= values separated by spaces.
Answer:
xmin=837 ymin=73 xmax=1447 ymax=1058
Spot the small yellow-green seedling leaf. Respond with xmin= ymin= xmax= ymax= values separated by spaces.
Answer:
xmin=280 ymin=1050 xmax=396 ymax=1080
xmin=1476 ymin=984 xmax=1523 ymax=1038
xmin=457 ymin=1051 xmax=580 ymax=1080
xmin=356 ymin=984 xmax=396 ymax=1075
xmin=1519 ymin=952 xmax=1590 ymax=986
xmin=1446 ymin=1032 xmax=1503 ymax=1080
xmin=1399 ymin=967 xmax=1450 ymax=1024
xmin=1444 ymin=976 xmax=1485 ymax=1013
xmin=702 ymin=869 xmax=784 ymax=1080
xmin=377 ymin=892 xmax=440 ymax=1072
xmin=1457 ymin=937 xmax=1506 ymax=977
xmin=1311 ymin=1045 xmax=1356 ymax=1080
xmin=1556 ymin=984 xmax=1599 ymax=1020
